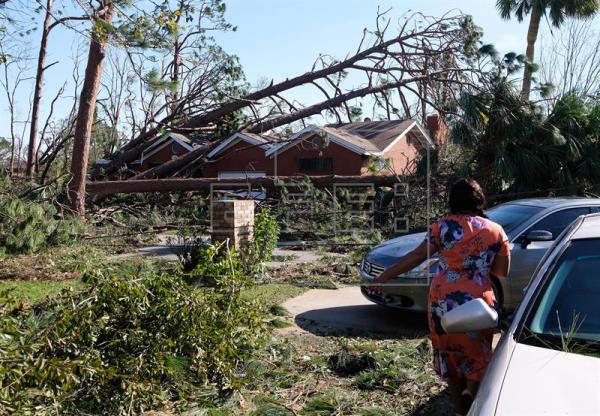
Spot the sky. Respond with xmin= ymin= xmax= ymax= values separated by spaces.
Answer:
xmin=0 ymin=0 xmax=532 ymax=139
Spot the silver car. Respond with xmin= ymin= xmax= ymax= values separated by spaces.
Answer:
xmin=360 ymin=198 xmax=600 ymax=312
xmin=468 ymin=213 xmax=600 ymax=415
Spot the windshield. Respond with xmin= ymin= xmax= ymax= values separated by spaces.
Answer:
xmin=486 ymin=203 xmax=544 ymax=234
xmin=520 ymin=239 xmax=600 ymax=355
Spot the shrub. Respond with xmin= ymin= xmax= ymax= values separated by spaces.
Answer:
xmin=169 ymin=227 xmax=210 ymax=271
xmin=250 ymin=207 xmax=280 ymax=264
xmin=0 ymin=194 xmax=85 ymax=255
xmin=239 ymin=207 xmax=280 ymax=280
xmin=0 ymin=256 xmax=268 ymax=415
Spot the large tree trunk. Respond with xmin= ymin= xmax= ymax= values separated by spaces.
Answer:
xmin=27 ymin=0 xmax=55 ymax=178
xmin=67 ymin=2 xmax=115 ymax=215
xmin=521 ymin=8 xmax=542 ymax=101
xmin=87 ymin=175 xmax=403 ymax=195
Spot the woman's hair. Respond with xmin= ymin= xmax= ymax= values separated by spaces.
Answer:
xmin=449 ymin=178 xmax=486 ymax=215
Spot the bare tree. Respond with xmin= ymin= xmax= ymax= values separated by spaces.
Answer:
xmin=26 ymin=0 xmax=91 ymax=178
xmin=538 ymin=16 xmax=600 ymax=98
xmin=0 ymin=41 xmax=30 ymax=176
xmin=38 ymin=46 xmax=84 ymax=183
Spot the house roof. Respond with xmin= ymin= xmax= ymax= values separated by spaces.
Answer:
xmin=128 ymin=132 xmax=200 ymax=165
xmin=265 ymin=119 xmax=434 ymax=158
xmin=326 ymin=119 xmax=418 ymax=151
xmin=205 ymin=131 xmax=279 ymax=159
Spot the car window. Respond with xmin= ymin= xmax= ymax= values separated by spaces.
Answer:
xmin=529 ymin=207 xmax=591 ymax=239
xmin=519 ymin=239 xmax=600 ymax=354
xmin=486 ymin=204 xmax=544 ymax=234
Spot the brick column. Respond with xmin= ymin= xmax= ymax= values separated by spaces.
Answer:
xmin=211 ymin=200 xmax=255 ymax=250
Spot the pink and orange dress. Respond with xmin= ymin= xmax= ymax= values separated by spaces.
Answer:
xmin=427 ymin=214 xmax=510 ymax=381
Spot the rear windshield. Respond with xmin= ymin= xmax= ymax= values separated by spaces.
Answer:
xmin=519 ymin=239 xmax=600 ymax=356
xmin=486 ymin=204 xmax=544 ymax=234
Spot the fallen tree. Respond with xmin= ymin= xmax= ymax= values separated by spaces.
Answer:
xmin=97 ymin=11 xmax=484 ymax=179
xmin=87 ymin=175 xmax=405 ymax=195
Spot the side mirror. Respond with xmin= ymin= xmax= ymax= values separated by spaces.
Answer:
xmin=441 ymin=298 xmax=499 ymax=333
xmin=524 ymin=229 xmax=553 ymax=242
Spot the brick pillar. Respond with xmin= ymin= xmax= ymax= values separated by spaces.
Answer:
xmin=211 ymin=200 xmax=255 ymax=250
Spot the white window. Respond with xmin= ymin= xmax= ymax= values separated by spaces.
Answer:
xmin=217 ymin=171 xmax=266 ymax=179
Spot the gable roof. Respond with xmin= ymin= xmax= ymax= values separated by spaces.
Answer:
xmin=130 ymin=132 xmax=198 ymax=165
xmin=265 ymin=119 xmax=434 ymax=158
xmin=206 ymin=131 xmax=278 ymax=159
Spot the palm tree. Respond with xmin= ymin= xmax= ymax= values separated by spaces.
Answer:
xmin=452 ymin=79 xmax=568 ymax=193
xmin=496 ymin=0 xmax=599 ymax=100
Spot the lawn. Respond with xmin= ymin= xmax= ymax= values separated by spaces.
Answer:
xmin=0 ymin=278 xmax=84 ymax=303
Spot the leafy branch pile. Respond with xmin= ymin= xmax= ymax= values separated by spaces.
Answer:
xmin=0 ymin=177 xmax=85 ymax=255
xmin=0 ymin=257 xmax=268 ymax=415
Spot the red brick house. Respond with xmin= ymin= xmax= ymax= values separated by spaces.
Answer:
xmin=96 ymin=132 xmax=202 ymax=174
xmin=202 ymin=119 xmax=436 ymax=178
xmin=129 ymin=132 xmax=201 ymax=172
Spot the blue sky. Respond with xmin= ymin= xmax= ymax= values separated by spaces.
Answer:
xmin=215 ymin=0 xmax=526 ymax=87
xmin=1 ymin=0 xmax=531 ymax=139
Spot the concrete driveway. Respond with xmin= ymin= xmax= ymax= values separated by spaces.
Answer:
xmin=283 ymin=286 xmax=429 ymax=338
xmin=283 ymin=286 xmax=503 ymax=348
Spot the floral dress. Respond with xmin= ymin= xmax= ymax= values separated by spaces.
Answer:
xmin=427 ymin=215 xmax=510 ymax=382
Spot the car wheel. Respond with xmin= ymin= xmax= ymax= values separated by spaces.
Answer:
xmin=492 ymin=278 xmax=503 ymax=312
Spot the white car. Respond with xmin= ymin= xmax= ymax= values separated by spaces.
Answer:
xmin=459 ymin=213 xmax=600 ymax=415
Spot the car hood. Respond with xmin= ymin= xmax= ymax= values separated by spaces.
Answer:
xmin=494 ymin=342 xmax=600 ymax=415
xmin=366 ymin=232 xmax=426 ymax=264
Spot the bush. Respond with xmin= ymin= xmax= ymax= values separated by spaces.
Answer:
xmin=175 ymin=207 xmax=280 ymax=279
xmin=169 ymin=227 xmax=210 ymax=271
xmin=0 ymin=196 xmax=85 ymax=255
xmin=0 ymin=256 xmax=268 ymax=415
xmin=238 ymin=207 xmax=280 ymax=280
xmin=250 ymin=207 xmax=280 ymax=264
xmin=0 ymin=176 xmax=85 ymax=255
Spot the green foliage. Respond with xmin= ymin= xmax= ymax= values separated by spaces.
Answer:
xmin=145 ymin=67 xmax=179 ymax=93
xmin=497 ymin=0 xmax=599 ymax=27
xmin=170 ymin=228 xmax=210 ymax=272
xmin=451 ymin=80 xmax=563 ymax=192
xmin=0 ymin=185 xmax=86 ymax=255
xmin=0 ymin=259 xmax=268 ymax=414
xmin=248 ymin=207 xmax=280 ymax=264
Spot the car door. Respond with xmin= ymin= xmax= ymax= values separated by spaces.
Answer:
xmin=507 ymin=207 xmax=592 ymax=306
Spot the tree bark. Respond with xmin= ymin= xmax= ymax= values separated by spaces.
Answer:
xmin=27 ymin=0 xmax=55 ymax=178
xmin=521 ymin=7 xmax=542 ymax=101
xmin=87 ymin=175 xmax=403 ymax=195
xmin=67 ymin=1 xmax=115 ymax=215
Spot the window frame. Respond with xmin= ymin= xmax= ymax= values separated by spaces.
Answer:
xmin=298 ymin=157 xmax=334 ymax=173
xmin=515 ymin=237 xmax=600 ymax=352
xmin=520 ymin=206 xmax=593 ymax=242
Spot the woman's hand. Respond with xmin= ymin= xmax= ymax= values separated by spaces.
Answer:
xmin=371 ymin=239 xmax=437 ymax=284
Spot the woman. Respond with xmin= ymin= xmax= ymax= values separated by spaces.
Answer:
xmin=373 ymin=178 xmax=510 ymax=415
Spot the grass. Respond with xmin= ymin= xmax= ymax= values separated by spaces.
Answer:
xmin=223 ymin=334 xmax=448 ymax=415
xmin=242 ymin=283 xmax=307 ymax=308
xmin=271 ymin=254 xmax=299 ymax=262
xmin=0 ymin=278 xmax=84 ymax=303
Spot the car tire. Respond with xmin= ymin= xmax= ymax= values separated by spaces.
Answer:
xmin=492 ymin=278 xmax=504 ymax=313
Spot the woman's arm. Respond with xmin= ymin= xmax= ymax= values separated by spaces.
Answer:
xmin=491 ymin=253 xmax=510 ymax=278
xmin=372 ymin=239 xmax=437 ymax=284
